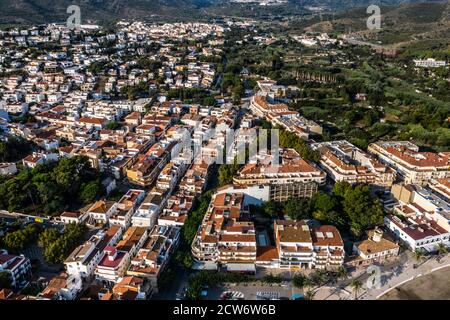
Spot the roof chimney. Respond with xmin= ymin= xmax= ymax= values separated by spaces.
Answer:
xmin=371 ymin=228 xmax=383 ymax=243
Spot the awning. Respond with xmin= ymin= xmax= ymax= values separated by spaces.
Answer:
xmin=192 ymin=261 xmax=218 ymax=270
xmin=226 ymin=263 xmax=256 ymax=273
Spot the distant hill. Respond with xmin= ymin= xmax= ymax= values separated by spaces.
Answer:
xmin=0 ymin=0 xmax=446 ymax=25
xmin=0 ymin=0 xmax=213 ymax=25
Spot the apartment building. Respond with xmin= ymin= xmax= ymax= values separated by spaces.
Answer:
xmin=158 ymin=192 xmax=194 ymax=226
xmin=274 ymin=220 xmax=314 ymax=269
xmin=385 ymin=212 xmax=450 ymax=252
xmin=64 ymin=225 xmax=122 ymax=279
xmin=391 ymin=183 xmax=450 ymax=233
xmin=0 ymin=162 xmax=17 ymax=176
xmin=368 ymin=141 xmax=450 ymax=185
xmin=413 ymin=58 xmax=447 ymax=68
xmin=249 ymin=95 xmax=289 ymax=117
xmin=38 ymin=272 xmax=83 ymax=300
xmin=132 ymin=191 xmax=167 ymax=228
xmin=95 ymin=246 xmax=129 ymax=284
xmin=191 ymin=192 xmax=257 ymax=272
xmin=0 ymin=251 xmax=31 ymax=288
xmin=116 ymin=226 xmax=148 ymax=259
xmin=126 ymin=143 xmax=172 ymax=187
xmin=127 ymin=225 xmax=180 ymax=295
xmin=109 ymin=189 xmax=146 ymax=229
xmin=100 ymin=276 xmax=147 ymax=300
xmin=233 ymin=148 xmax=326 ymax=201
xmin=312 ymin=140 xmax=396 ymax=187
xmin=311 ymin=225 xmax=345 ymax=269
xmin=274 ymin=220 xmax=344 ymax=270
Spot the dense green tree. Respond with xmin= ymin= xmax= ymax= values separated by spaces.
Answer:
xmin=182 ymin=191 xmax=213 ymax=244
xmin=106 ymin=121 xmax=120 ymax=130
xmin=0 ymin=136 xmax=35 ymax=162
xmin=37 ymin=228 xmax=60 ymax=249
xmin=0 ymin=271 xmax=12 ymax=289
xmin=38 ymin=223 xmax=87 ymax=264
xmin=0 ymin=156 xmax=103 ymax=216
xmin=1 ymin=224 xmax=40 ymax=252
xmin=278 ymin=128 xmax=321 ymax=162
xmin=261 ymin=200 xmax=279 ymax=217
xmin=341 ymin=185 xmax=384 ymax=236
xmin=218 ymin=160 xmax=242 ymax=186
xmin=78 ymin=180 xmax=103 ymax=204
xmin=284 ymin=197 xmax=312 ymax=220
xmin=202 ymin=96 xmax=216 ymax=106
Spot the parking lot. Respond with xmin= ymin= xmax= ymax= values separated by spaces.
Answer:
xmin=207 ymin=283 xmax=302 ymax=300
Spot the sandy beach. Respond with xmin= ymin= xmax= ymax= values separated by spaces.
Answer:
xmin=379 ymin=266 xmax=450 ymax=300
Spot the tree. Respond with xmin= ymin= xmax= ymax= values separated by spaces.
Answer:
xmin=436 ymin=243 xmax=448 ymax=256
xmin=0 ymin=156 xmax=103 ymax=216
xmin=202 ymin=96 xmax=216 ymax=106
xmin=292 ymin=273 xmax=312 ymax=292
xmin=262 ymin=274 xmax=283 ymax=284
xmin=284 ymin=197 xmax=312 ymax=220
xmin=350 ymin=279 xmax=363 ymax=300
xmin=336 ymin=267 xmax=349 ymax=281
xmin=218 ymin=160 xmax=241 ymax=186
xmin=261 ymin=200 xmax=280 ymax=218
xmin=334 ymin=183 xmax=384 ymax=236
xmin=278 ymin=128 xmax=321 ymax=162
xmin=78 ymin=180 xmax=103 ymax=204
xmin=0 ymin=136 xmax=34 ymax=162
xmin=38 ymin=223 xmax=87 ymax=264
xmin=37 ymin=228 xmax=61 ymax=249
xmin=304 ymin=289 xmax=316 ymax=300
xmin=311 ymin=192 xmax=344 ymax=226
xmin=1 ymin=224 xmax=40 ymax=252
xmin=0 ymin=271 xmax=12 ymax=289
xmin=413 ymin=248 xmax=426 ymax=262
xmin=106 ymin=121 xmax=120 ymax=130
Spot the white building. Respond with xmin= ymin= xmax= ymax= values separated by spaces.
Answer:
xmin=413 ymin=58 xmax=447 ymax=68
xmin=0 ymin=251 xmax=31 ymax=288
xmin=64 ymin=225 xmax=122 ymax=279
xmin=385 ymin=212 xmax=450 ymax=252
xmin=95 ymin=246 xmax=129 ymax=284
xmin=0 ymin=163 xmax=17 ymax=176
xmin=368 ymin=141 xmax=450 ymax=185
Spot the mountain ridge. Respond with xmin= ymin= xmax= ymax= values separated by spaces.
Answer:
xmin=0 ymin=0 xmax=444 ymax=25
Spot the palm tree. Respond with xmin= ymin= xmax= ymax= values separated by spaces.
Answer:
xmin=414 ymin=248 xmax=426 ymax=262
xmin=309 ymin=269 xmax=328 ymax=287
xmin=350 ymin=279 xmax=363 ymax=300
xmin=436 ymin=243 xmax=448 ymax=256
xmin=292 ymin=273 xmax=307 ymax=290
xmin=337 ymin=267 xmax=349 ymax=281
xmin=304 ymin=289 xmax=316 ymax=301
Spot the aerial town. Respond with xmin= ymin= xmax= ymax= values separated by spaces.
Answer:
xmin=0 ymin=1 xmax=449 ymax=303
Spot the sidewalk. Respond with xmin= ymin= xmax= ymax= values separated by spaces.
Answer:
xmin=363 ymin=254 xmax=450 ymax=300
xmin=314 ymin=253 xmax=450 ymax=300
